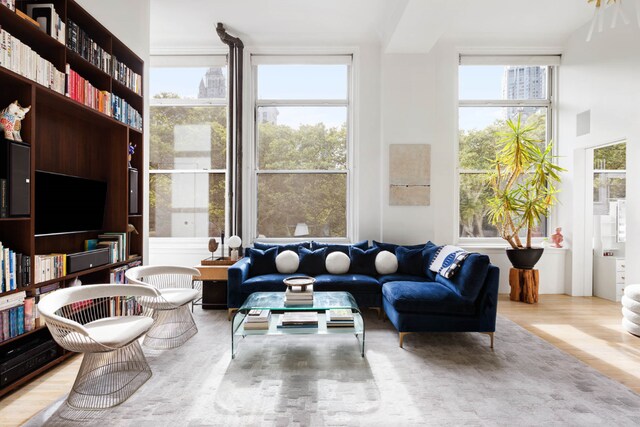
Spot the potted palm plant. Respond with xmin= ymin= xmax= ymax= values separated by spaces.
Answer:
xmin=487 ymin=114 xmax=564 ymax=269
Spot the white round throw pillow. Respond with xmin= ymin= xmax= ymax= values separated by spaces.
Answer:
xmin=325 ymin=251 xmax=350 ymax=274
xmin=276 ymin=250 xmax=299 ymax=274
xmin=624 ymin=284 xmax=640 ymax=301
xmin=375 ymin=250 xmax=398 ymax=275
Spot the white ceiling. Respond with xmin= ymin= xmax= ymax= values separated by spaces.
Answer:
xmin=150 ymin=0 xmax=598 ymax=53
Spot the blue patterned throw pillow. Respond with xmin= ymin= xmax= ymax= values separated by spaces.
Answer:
xmin=429 ymin=245 xmax=469 ymax=279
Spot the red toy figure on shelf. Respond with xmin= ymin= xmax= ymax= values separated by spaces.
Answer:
xmin=551 ymin=227 xmax=564 ymax=248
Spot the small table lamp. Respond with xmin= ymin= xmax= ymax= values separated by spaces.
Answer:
xmin=228 ymin=235 xmax=242 ymax=261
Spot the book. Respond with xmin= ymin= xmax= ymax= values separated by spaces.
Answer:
xmin=0 ymin=290 xmax=25 ymax=310
xmin=326 ymin=309 xmax=354 ymax=322
xmin=100 ymin=232 xmax=126 ymax=261
xmin=1 ymin=310 xmax=8 ymax=340
xmin=276 ymin=316 xmax=318 ymax=329
xmin=0 ymin=179 xmax=7 ymax=217
xmin=243 ymin=320 xmax=270 ymax=330
xmin=23 ymin=297 xmax=35 ymax=332
xmin=9 ymin=306 xmax=17 ymax=337
xmin=245 ymin=309 xmax=270 ymax=322
xmin=281 ymin=311 xmax=318 ymax=326
xmin=84 ymin=239 xmax=98 ymax=251
xmin=9 ymin=249 xmax=15 ymax=290
xmin=16 ymin=304 xmax=24 ymax=335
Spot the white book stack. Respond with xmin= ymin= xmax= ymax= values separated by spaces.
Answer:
xmin=243 ymin=309 xmax=270 ymax=330
xmin=278 ymin=311 xmax=319 ymax=328
xmin=326 ymin=309 xmax=355 ymax=328
xmin=284 ymin=285 xmax=313 ymax=307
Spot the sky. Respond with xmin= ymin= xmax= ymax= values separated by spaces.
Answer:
xmin=150 ymin=64 xmax=348 ymax=129
xmin=149 ymin=63 xmax=540 ymax=132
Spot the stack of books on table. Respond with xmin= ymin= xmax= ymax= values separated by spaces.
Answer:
xmin=277 ymin=311 xmax=319 ymax=329
xmin=243 ymin=309 xmax=271 ymax=330
xmin=326 ymin=309 xmax=355 ymax=328
xmin=284 ymin=285 xmax=313 ymax=306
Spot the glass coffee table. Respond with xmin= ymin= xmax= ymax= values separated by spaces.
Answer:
xmin=231 ymin=291 xmax=365 ymax=358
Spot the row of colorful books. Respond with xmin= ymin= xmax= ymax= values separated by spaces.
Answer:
xmin=0 ymin=243 xmax=30 ymax=293
xmin=0 ymin=27 xmax=66 ymax=94
xmin=66 ymin=65 xmax=142 ymax=129
xmin=1 ymin=256 xmax=142 ymax=342
xmin=109 ymin=260 xmax=142 ymax=317
xmin=112 ymin=57 xmax=142 ymax=95
xmin=0 ymin=281 xmax=59 ymax=342
xmin=34 ymin=254 xmax=66 ymax=284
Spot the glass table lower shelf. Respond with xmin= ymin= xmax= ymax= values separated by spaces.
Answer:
xmin=231 ymin=291 xmax=365 ymax=358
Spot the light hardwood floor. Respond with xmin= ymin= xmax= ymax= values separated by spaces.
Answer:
xmin=1 ymin=294 xmax=639 ymax=426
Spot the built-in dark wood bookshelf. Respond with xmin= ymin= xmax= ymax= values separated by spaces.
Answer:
xmin=0 ymin=0 xmax=144 ymax=397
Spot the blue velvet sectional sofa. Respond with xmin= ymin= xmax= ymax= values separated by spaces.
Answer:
xmin=227 ymin=241 xmax=499 ymax=348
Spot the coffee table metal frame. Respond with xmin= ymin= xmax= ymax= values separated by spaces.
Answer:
xmin=231 ymin=291 xmax=365 ymax=358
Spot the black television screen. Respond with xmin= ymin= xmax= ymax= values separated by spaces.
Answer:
xmin=35 ymin=171 xmax=108 ymax=236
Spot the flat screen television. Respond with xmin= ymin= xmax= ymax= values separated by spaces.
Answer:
xmin=35 ymin=171 xmax=108 ymax=236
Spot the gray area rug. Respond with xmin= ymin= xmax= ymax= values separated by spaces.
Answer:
xmin=26 ymin=309 xmax=640 ymax=426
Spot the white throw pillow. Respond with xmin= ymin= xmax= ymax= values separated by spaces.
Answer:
xmin=375 ymin=250 xmax=398 ymax=275
xmin=276 ymin=250 xmax=299 ymax=274
xmin=325 ymin=251 xmax=350 ymax=274
xmin=624 ymin=284 xmax=640 ymax=301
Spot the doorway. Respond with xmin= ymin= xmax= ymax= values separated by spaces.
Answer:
xmin=590 ymin=141 xmax=626 ymax=301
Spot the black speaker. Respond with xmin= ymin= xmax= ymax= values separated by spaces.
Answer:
xmin=67 ymin=248 xmax=110 ymax=273
xmin=129 ymin=167 xmax=138 ymax=214
xmin=0 ymin=139 xmax=31 ymax=217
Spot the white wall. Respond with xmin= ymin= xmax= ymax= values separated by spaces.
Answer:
xmin=558 ymin=22 xmax=640 ymax=294
xmin=380 ymin=53 xmax=435 ymax=244
xmin=76 ymin=0 xmax=150 ymax=59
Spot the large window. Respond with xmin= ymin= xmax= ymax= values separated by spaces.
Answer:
xmin=252 ymin=56 xmax=351 ymax=239
xmin=458 ymin=57 xmax=557 ymax=240
xmin=149 ymin=56 xmax=227 ymax=238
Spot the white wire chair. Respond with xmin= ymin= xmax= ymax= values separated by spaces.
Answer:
xmin=125 ymin=265 xmax=201 ymax=349
xmin=37 ymin=284 xmax=160 ymax=410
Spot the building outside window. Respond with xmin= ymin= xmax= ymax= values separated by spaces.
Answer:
xmin=457 ymin=56 xmax=558 ymax=240
xmin=149 ymin=56 xmax=228 ymax=239
xmin=251 ymin=55 xmax=352 ymax=240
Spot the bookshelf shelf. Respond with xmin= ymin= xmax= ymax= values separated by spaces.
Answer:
xmin=33 ymin=256 xmax=142 ymax=287
xmin=65 ymin=49 xmax=112 ymax=89
xmin=0 ymin=324 xmax=47 ymax=346
xmin=0 ymin=0 xmax=144 ymax=395
xmin=0 ymin=5 xmax=65 ymax=66
xmin=0 ymin=351 xmax=77 ymax=398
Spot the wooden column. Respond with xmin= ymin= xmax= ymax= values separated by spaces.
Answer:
xmin=509 ymin=268 xmax=539 ymax=304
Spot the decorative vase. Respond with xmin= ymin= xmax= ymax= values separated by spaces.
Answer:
xmin=506 ymin=248 xmax=544 ymax=270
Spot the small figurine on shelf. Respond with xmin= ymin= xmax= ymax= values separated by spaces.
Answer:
xmin=128 ymin=142 xmax=136 ymax=168
xmin=551 ymin=227 xmax=564 ymax=248
xmin=0 ymin=101 xmax=31 ymax=141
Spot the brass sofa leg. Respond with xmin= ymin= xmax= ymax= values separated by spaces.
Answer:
xmin=227 ymin=308 xmax=237 ymax=321
xmin=482 ymin=332 xmax=494 ymax=349
xmin=399 ymin=332 xmax=412 ymax=348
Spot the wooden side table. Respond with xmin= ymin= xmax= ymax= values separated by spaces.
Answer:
xmin=194 ymin=264 xmax=232 ymax=310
